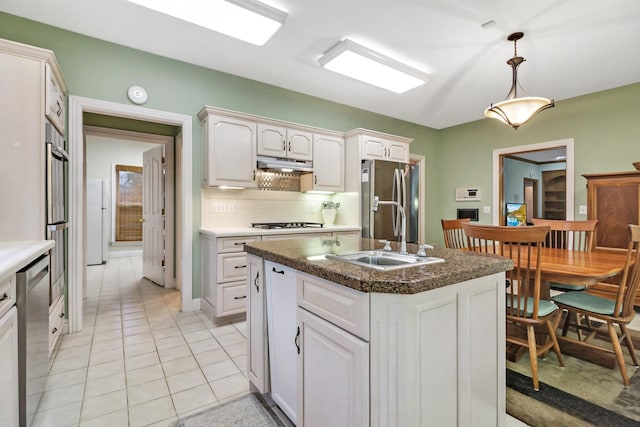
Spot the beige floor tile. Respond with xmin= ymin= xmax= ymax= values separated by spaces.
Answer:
xmin=171 ymin=384 xmax=217 ymax=415
xmin=158 ymin=344 xmax=191 ymax=363
xmin=31 ymin=401 xmax=82 ymax=427
xmin=90 ymin=348 xmax=124 ymax=366
xmin=194 ymin=348 xmax=229 ymax=367
xmin=155 ymin=334 xmax=186 ymax=350
xmin=84 ymin=373 xmax=126 ymax=399
xmin=59 ymin=333 xmax=93 ymax=349
xmin=126 ymin=363 xmax=165 ymax=387
xmin=125 ymin=341 xmax=157 ymax=357
xmin=38 ymin=383 xmax=85 ymax=411
xmin=209 ymin=373 xmax=250 ymax=401
xmin=50 ymin=354 xmax=90 ymax=374
xmin=166 ymin=368 xmax=207 ymax=394
xmin=123 ymin=332 xmax=154 ymax=346
xmin=188 ymin=337 xmax=221 ymax=354
xmin=162 ymin=355 xmax=199 ymax=377
xmin=123 ymin=317 xmax=148 ymax=328
xmin=91 ymin=338 xmax=124 ymax=353
xmin=81 ymin=389 xmax=128 ymax=421
xmin=232 ymin=355 xmax=247 ymax=373
xmin=87 ymin=359 xmax=125 ymax=382
xmin=152 ymin=326 xmax=181 ymax=340
xmin=79 ymin=409 xmax=129 ymax=427
xmin=201 ymin=359 xmax=240 ymax=382
xmin=145 ymin=416 xmax=178 ymax=427
xmin=178 ymin=321 xmax=207 ymax=333
xmin=124 ymin=324 xmax=151 ymax=337
xmin=224 ymin=341 xmax=247 ymax=358
xmin=126 ymin=351 xmax=161 ymax=371
xmin=216 ymin=331 xmax=245 ymax=346
xmin=127 ymin=378 xmax=170 ymax=407
xmin=44 ymin=367 xmax=87 ymax=391
xmin=54 ymin=344 xmax=91 ymax=361
xmin=128 ymin=395 xmax=176 ymax=427
xmin=210 ymin=324 xmax=237 ymax=337
xmin=183 ymin=329 xmax=213 ymax=343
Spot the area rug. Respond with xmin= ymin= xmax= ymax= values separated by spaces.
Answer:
xmin=171 ymin=393 xmax=284 ymax=427
xmin=506 ymin=325 xmax=640 ymax=426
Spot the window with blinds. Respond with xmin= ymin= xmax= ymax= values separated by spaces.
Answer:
xmin=115 ymin=165 xmax=143 ymax=241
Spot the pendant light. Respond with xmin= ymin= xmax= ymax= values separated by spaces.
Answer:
xmin=484 ymin=32 xmax=554 ymax=129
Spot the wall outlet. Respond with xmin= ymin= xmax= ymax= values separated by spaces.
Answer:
xmin=211 ymin=202 xmax=226 ymax=213
xmin=228 ymin=202 xmax=238 ymax=213
xmin=579 ymin=205 xmax=587 ymax=215
xmin=482 ymin=206 xmax=491 ymax=214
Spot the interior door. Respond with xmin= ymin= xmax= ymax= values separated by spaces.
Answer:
xmin=143 ymin=145 xmax=165 ymax=286
xmin=86 ymin=178 xmax=103 ymax=266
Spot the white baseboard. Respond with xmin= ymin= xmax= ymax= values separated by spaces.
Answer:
xmin=191 ymin=298 xmax=202 ymax=312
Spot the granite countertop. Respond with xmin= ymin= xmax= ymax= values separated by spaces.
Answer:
xmin=245 ymin=236 xmax=513 ymax=294
xmin=0 ymin=241 xmax=55 ymax=281
xmin=200 ymin=225 xmax=360 ymax=238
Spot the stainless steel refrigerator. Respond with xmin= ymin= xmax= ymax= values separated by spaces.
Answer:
xmin=361 ymin=159 xmax=419 ymax=243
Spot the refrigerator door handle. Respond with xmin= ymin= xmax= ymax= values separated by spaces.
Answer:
xmin=393 ymin=169 xmax=402 ymax=236
xmin=400 ymin=169 xmax=407 ymax=240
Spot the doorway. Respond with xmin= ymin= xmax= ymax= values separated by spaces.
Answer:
xmin=523 ymin=178 xmax=538 ymax=224
xmin=492 ymin=139 xmax=574 ymax=226
xmin=68 ymin=96 xmax=193 ymax=333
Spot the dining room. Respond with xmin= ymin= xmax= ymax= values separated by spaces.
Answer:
xmin=450 ymin=219 xmax=640 ymax=426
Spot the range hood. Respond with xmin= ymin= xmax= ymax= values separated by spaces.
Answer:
xmin=256 ymin=156 xmax=313 ymax=173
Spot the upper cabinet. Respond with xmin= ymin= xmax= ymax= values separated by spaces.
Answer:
xmin=199 ymin=108 xmax=257 ymax=188
xmin=361 ymin=136 xmax=409 ymax=162
xmin=257 ymin=124 xmax=313 ymax=161
xmin=301 ymin=134 xmax=345 ymax=193
xmin=45 ymin=63 xmax=66 ymax=134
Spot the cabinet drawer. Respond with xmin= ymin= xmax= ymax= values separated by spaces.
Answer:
xmin=0 ymin=274 xmax=16 ymax=319
xmin=218 ymin=282 xmax=248 ymax=316
xmin=49 ymin=296 xmax=64 ymax=356
xmin=297 ymin=272 xmax=370 ymax=341
xmin=217 ymin=236 xmax=260 ymax=253
xmin=217 ymin=253 xmax=248 ymax=283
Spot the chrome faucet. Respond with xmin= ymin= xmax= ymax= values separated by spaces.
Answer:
xmin=372 ymin=196 xmax=407 ymax=254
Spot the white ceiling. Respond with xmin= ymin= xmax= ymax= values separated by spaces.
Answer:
xmin=3 ymin=0 xmax=640 ymax=129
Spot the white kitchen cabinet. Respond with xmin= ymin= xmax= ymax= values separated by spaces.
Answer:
xmin=247 ymin=254 xmax=268 ymax=393
xmin=257 ymin=124 xmax=313 ymax=161
xmin=44 ymin=62 xmax=65 ymax=134
xmin=48 ymin=295 xmax=64 ymax=360
xmin=262 ymin=232 xmax=332 ymax=241
xmin=200 ymin=234 xmax=260 ymax=320
xmin=297 ymin=307 xmax=369 ymax=427
xmin=0 ymin=307 xmax=18 ymax=427
xmin=200 ymin=111 xmax=257 ymax=188
xmin=361 ymin=136 xmax=409 ymax=162
xmin=265 ymin=261 xmax=298 ymax=424
xmin=332 ymin=230 xmax=361 ymax=238
xmin=301 ymin=134 xmax=345 ymax=193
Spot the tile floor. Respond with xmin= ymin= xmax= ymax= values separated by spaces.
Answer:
xmin=32 ymin=254 xmax=530 ymax=427
xmin=32 ymin=256 xmax=250 ymax=427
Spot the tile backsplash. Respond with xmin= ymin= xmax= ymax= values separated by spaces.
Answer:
xmin=201 ymin=188 xmax=359 ymax=228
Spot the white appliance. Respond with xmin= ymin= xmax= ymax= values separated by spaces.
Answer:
xmin=86 ymin=178 xmax=109 ymax=265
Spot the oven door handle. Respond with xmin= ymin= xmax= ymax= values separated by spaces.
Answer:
xmin=48 ymin=222 xmax=69 ymax=231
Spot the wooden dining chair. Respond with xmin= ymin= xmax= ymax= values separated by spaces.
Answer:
xmin=552 ymin=224 xmax=640 ymax=386
xmin=441 ymin=218 xmax=471 ymax=249
xmin=462 ymin=222 xmax=564 ymax=391
xmin=531 ymin=219 xmax=599 ymax=291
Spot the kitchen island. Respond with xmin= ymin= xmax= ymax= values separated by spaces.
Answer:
xmin=245 ymin=236 xmax=513 ymax=427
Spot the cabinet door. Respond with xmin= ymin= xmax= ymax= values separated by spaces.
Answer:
xmin=0 ymin=307 xmax=18 ymax=427
xmin=265 ymin=261 xmax=298 ymax=424
xmin=203 ymin=115 xmax=257 ymax=188
xmin=257 ymin=124 xmax=286 ymax=158
xmin=311 ymin=134 xmax=345 ymax=192
xmin=387 ymin=141 xmax=409 ymax=163
xmin=297 ymin=307 xmax=369 ymax=427
xmin=287 ymin=129 xmax=313 ymax=161
xmin=247 ymin=255 xmax=268 ymax=393
xmin=361 ymin=137 xmax=387 ymax=160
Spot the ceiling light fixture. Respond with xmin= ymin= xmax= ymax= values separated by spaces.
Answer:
xmin=127 ymin=0 xmax=287 ymax=46
xmin=318 ymin=39 xmax=428 ymax=94
xmin=484 ymin=32 xmax=554 ymax=129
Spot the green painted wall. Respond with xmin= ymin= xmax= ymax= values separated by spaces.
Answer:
xmin=0 ymin=12 xmax=440 ymax=298
xmin=438 ymin=83 xmax=640 ymax=234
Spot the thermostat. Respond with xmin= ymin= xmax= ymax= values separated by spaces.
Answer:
xmin=127 ymin=85 xmax=148 ymax=105
xmin=456 ymin=187 xmax=481 ymax=201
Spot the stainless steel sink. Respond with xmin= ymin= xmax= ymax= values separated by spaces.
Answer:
xmin=325 ymin=250 xmax=444 ymax=271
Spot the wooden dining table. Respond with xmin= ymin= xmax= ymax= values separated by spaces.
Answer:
xmin=503 ymin=246 xmax=631 ymax=368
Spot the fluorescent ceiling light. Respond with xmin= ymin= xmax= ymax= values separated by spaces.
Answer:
xmin=127 ymin=0 xmax=287 ymax=46
xmin=318 ymin=39 xmax=428 ymax=94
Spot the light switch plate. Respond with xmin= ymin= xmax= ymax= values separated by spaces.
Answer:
xmin=482 ymin=206 xmax=491 ymax=214
xmin=579 ymin=205 xmax=587 ymax=215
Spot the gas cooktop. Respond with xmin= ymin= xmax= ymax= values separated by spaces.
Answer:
xmin=251 ymin=222 xmax=324 ymax=230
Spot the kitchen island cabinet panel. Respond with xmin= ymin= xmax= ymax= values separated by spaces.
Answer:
xmin=297 ymin=307 xmax=369 ymax=427
xmin=247 ymin=254 xmax=268 ymax=393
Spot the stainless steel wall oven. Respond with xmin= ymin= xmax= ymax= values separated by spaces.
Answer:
xmin=45 ymin=123 xmax=68 ymax=305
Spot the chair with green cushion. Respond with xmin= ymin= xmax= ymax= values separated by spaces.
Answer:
xmin=463 ymin=222 xmax=565 ymax=391
xmin=552 ymin=224 xmax=640 ymax=386
xmin=531 ymin=219 xmax=599 ymax=291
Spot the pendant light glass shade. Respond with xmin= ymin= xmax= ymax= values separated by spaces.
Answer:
xmin=485 ymin=32 xmax=554 ymax=129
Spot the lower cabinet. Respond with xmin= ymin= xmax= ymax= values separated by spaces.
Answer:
xmin=297 ymin=307 xmax=369 ymax=427
xmin=247 ymin=255 xmax=505 ymax=427
xmin=0 ymin=307 xmax=19 ymax=427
